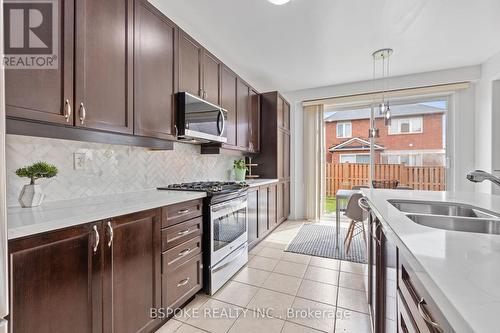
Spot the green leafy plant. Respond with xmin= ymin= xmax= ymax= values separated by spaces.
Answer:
xmin=15 ymin=161 xmax=58 ymax=185
xmin=233 ymin=159 xmax=247 ymax=171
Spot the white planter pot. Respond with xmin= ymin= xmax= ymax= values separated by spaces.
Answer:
xmin=18 ymin=184 xmax=45 ymax=208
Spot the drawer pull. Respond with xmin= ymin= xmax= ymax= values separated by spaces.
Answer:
xmin=177 ymin=277 xmax=190 ymax=287
xmin=178 ymin=209 xmax=190 ymax=214
xmin=177 ymin=229 xmax=191 ymax=236
xmin=178 ymin=248 xmax=192 ymax=257
xmin=417 ymin=298 xmax=443 ymax=333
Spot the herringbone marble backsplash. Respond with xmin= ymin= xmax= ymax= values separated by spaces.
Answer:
xmin=6 ymin=135 xmax=235 ymax=207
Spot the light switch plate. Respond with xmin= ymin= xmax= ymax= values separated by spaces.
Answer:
xmin=74 ymin=152 xmax=86 ymax=170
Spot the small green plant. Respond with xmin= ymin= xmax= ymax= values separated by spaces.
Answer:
xmin=233 ymin=159 xmax=247 ymax=171
xmin=15 ymin=161 xmax=58 ymax=185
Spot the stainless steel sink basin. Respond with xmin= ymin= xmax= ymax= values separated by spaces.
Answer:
xmin=405 ymin=214 xmax=500 ymax=235
xmin=388 ymin=199 xmax=500 ymax=235
xmin=389 ymin=200 xmax=500 ymax=219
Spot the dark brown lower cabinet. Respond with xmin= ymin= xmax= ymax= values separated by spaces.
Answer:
xmin=162 ymin=254 xmax=203 ymax=310
xmin=258 ymin=186 xmax=270 ymax=238
xmin=103 ymin=209 xmax=162 ymax=333
xmin=8 ymin=208 xmax=162 ymax=333
xmin=9 ymin=223 xmax=102 ymax=333
xmin=247 ymin=188 xmax=259 ymax=246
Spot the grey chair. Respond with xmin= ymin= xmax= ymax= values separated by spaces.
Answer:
xmin=343 ymin=193 xmax=366 ymax=254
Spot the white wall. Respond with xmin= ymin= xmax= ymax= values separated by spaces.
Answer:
xmin=474 ymin=50 xmax=500 ymax=194
xmin=283 ymin=66 xmax=481 ymax=220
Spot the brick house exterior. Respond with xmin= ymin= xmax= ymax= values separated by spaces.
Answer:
xmin=325 ymin=104 xmax=445 ymax=166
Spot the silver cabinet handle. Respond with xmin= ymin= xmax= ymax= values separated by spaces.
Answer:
xmin=93 ymin=225 xmax=99 ymax=253
xmin=417 ymin=298 xmax=443 ymax=333
xmin=64 ymin=99 xmax=72 ymax=122
xmin=107 ymin=221 xmax=113 ymax=247
xmin=79 ymin=102 xmax=86 ymax=124
xmin=178 ymin=248 xmax=191 ymax=257
xmin=177 ymin=277 xmax=190 ymax=287
xmin=177 ymin=229 xmax=191 ymax=236
xmin=178 ymin=209 xmax=189 ymax=214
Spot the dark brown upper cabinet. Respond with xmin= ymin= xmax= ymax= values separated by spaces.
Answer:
xmin=236 ymin=78 xmax=250 ymax=150
xmin=254 ymin=91 xmax=291 ymax=181
xmin=202 ymin=50 xmax=222 ymax=106
xmin=134 ymin=0 xmax=177 ymax=140
xmin=5 ymin=0 xmax=75 ymax=125
xmin=221 ymin=65 xmax=237 ymax=146
xmin=249 ymin=89 xmax=261 ymax=153
xmin=283 ymin=100 xmax=290 ymax=130
xmin=178 ymin=30 xmax=203 ymax=98
xmin=74 ymin=0 xmax=134 ymax=134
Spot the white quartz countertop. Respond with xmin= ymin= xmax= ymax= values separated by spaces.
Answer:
xmin=245 ymin=179 xmax=279 ymax=188
xmin=7 ymin=189 xmax=206 ymax=240
xmin=361 ymin=189 xmax=500 ymax=333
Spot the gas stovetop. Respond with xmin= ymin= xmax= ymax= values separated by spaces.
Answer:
xmin=157 ymin=181 xmax=249 ymax=196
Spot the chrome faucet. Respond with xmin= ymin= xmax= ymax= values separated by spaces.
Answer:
xmin=467 ymin=170 xmax=500 ymax=188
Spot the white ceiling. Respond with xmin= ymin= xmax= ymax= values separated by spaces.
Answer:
xmin=149 ymin=0 xmax=500 ymax=93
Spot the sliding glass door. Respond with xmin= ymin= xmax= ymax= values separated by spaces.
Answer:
xmin=322 ymin=96 xmax=448 ymax=217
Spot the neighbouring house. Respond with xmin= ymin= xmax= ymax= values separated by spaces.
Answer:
xmin=325 ymin=103 xmax=446 ymax=166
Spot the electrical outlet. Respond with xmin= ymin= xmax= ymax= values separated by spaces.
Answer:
xmin=74 ymin=152 xmax=86 ymax=170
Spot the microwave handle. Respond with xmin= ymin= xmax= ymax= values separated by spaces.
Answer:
xmin=217 ymin=109 xmax=226 ymax=137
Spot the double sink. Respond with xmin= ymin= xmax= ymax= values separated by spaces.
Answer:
xmin=389 ymin=200 xmax=500 ymax=235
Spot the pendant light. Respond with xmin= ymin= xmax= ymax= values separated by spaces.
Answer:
xmin=267 ymin=0 xmax=291 ymax=5
xmin=372 ymin=48 xmax=394 ymax=126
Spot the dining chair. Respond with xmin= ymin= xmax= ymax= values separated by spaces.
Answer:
xmin=343 ymin=193 xmax=366 ymax=255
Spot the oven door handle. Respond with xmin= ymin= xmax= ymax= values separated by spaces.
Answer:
xmin=211 ymin=201 xmax=247 ymax=220
xmin=211 ymin=243 xmax=248 ymax=273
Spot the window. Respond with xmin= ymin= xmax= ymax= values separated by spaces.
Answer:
xmin=340 ymin=154 xmax=370 ymax=164
xmin=388 ymin=117 xmax=423 ymax=134
xmin=336 ymin=122 xmax=352 ymax=138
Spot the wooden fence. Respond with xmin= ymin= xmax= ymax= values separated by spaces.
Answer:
xmin=325 ymin=163 xmax=446 ymax=196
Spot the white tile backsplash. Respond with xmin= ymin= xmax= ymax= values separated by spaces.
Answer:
xmin=6 ymin=135 xmax=235 ymax=207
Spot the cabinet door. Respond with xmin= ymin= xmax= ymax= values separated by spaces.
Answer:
xmin=382 ymin=229 xmax=398 ymax=333
xmin=247 ymin=188 xmax=259 ymax=246
xmin=284 ymin=181 xmax=290 ymax=219
xmin=103 ymin=209 xmax=162 ymax=333
xmin=134 ymin=0 xmax=177 ymax=140
xmin=268 ymin=184 xmax=277 ymax=226
xmin=283 ymin=101 xmax=290 ymax=130
xmin=75 ymin=0 xmax=134 ymax=134
xmin=277 ymin=97 xmax=284 ymax=128
xmin=221 ymin=65 xmax=237 ymax=146
xmin=284 ymin=132 xmax=290 ymax=180
xmin=258 ymin=186 xmax=269 ymax=238
xmin=249 ymin=89 xmax=260 ymax=153
xmin=276 ymin=182 xmax=284 ymax=223
xmin=202 ymin=50 xmax=221 ymax=105
xmin=277 ymin=130 xmax=285 ymax=180
xmin=178 ymin=30 xmax=203 ymax=98
xmin=236 ymin=78 xmax=250 ymax=150
xmin=9 ymin=223 xmax=102 ymax=333
xmin=5 ymin=0 xmax=74 ymax=125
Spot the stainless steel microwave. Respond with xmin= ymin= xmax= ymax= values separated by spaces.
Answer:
xmin=176 ymin=92 xmax=227 ymax=143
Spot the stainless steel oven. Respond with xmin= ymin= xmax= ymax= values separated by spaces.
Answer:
xmin=207 ymin=194 xmax=248 ymax=294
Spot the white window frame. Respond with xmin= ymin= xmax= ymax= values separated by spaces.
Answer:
xmin=388 ymin=117 xmax=423 ymax=135
xmin=340 ymin=153 xmax=370 ymax=164
xmin=336 ymin=122 xmax=352 ymax=138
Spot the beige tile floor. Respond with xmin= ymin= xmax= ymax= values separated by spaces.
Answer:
xmin=157 ymin=220 xmax=371 ymax=333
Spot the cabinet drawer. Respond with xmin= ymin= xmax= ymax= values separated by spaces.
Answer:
xmin=399 ymin=257 xmax=450 ymax=333
xmin=163 ymin=236 xmax=202 ymax=269
xmin=398 ymin=291 xmax=419 ymax=333
xmin=162 ymin=253 xmax=203 ymax=310
xmin=162 ymin=217 xmax=203 ymax=251
xmin=162 ymin=199 xmax=203 ymax=227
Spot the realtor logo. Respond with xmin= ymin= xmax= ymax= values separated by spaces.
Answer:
xmin=3 ymin=0 xmax=58 ymax=69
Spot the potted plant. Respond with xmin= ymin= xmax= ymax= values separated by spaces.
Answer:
xmin=233 ymin=159 xmax=247 ymax=182
xmin=15 ymin=161 xmax=58 ymax=207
